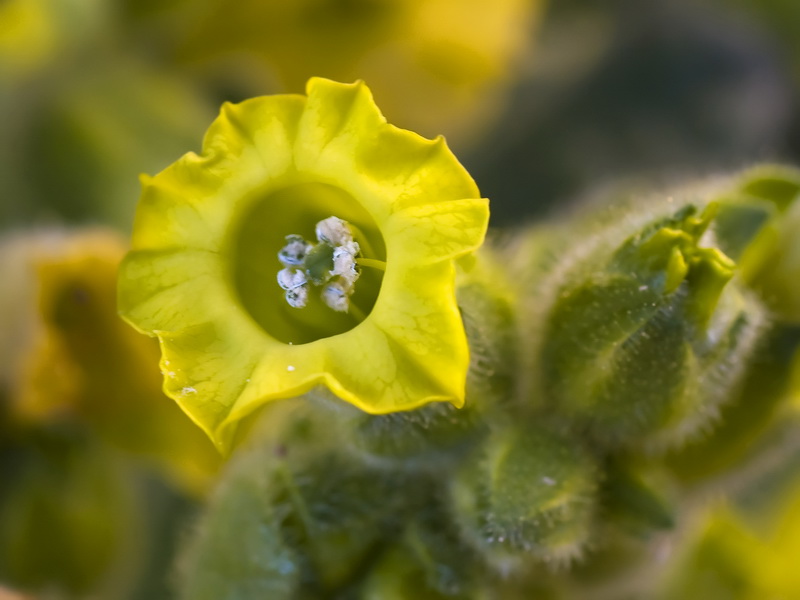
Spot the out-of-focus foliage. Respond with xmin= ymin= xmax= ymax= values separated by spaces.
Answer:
xmin=658 ymin=477 xmax=800 ymax=600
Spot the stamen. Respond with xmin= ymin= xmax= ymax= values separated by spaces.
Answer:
xmin=316 ymin=216 xmax=352 ymax=246
xmin=321 ymin=281 xmax=350 ymax=312
xmin=277 ymin=215 xmax=379 ymax=314
xmin=278 ymin=235 xmax=312 ymax=266
xmin=356 ymin=258 xmax=386 ymax=271
xmin=285 ymin=285 xmax=309 ymax=309
xmin=277 ymin=268 xmax=309 ymax=308
xmin=333 ymin=244 xmax=360 ymax=284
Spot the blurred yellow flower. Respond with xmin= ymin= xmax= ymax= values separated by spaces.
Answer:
xmin=0 ymin=229 xmax=220 ymax=493
xmin=172 ymin=0 xmax=542 ymax=149
xmin=662 ymin=484 xmax=800 ymax=599
xmin=118 ymin=77 xmax=489 ymax=452
xmin=0 ymin=0 xmax=106 ymax=79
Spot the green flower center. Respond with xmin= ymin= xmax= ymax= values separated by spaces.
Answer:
xmin=230 ymin=182 xmax=386 ymax=345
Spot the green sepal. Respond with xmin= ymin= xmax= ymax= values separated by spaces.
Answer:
xmin=610 ymin=203 xmax=734 ymax=327
xmin=714 ymin=165 xmax=800 ymax=322
xmin=344 ymin=401 xmax=485 ymax=466
xmin=179 ymin=404 xmax=413 ymax=597
xmin=538 ymin=205 xmax=764 ymax=448
xmin=600 ymin=461 xmax=675 ymax=538
xmin=450 ymin=425 xmax=597 ymax=571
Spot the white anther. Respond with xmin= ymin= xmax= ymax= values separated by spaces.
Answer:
xmin=278 ymin=235 xmax=312 ymax=266
xmin=277 ymin=268 xmax=307 ymax=291
xmin=321 ymin=281 xmax=351 ymax=312
xmin=278 ymin=268 xmax=309 ymax=309
xmin=332 ymin=241 xmax=361 ymax=286
xmin=285 ymin=285 xmax=309 ymax=309
xmin=316 ymin=216 xmax=352 ymax=246
xmin=279 ymin=216 xmax=370 ymax=312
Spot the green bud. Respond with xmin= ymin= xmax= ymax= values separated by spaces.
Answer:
xmin=180 ymin=407 xmax=412 ymax=597
xmin=600 ymin=460 xmax=675 ymax=538
xmin=450 ymin=425 xmax=597 ymax=572
xmin=344 ymin=401 xmax=485 ymax=467
xmin=178 ymin=453 xmax=301 ymax=600
xmin=537 ymin=204 xmax=765 ymax=449
xmin=712 ymin=165 xmax=800 ymax=322
xmin=664 ymin=325 xmax=800 ymax=483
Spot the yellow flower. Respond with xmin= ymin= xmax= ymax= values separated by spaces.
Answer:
xmin=0 ymin=228 xmax=220 ymax=493
xmin=170 ymin=0 xmax=543 ymax=149
xmin=663 ymin=484 xmax=800 ymax=599
xmin=118 ymin=78 xmax=489 ymax=452
xmin=0 ymin=0 xmax=106 ymax=80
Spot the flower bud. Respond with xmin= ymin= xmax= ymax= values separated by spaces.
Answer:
xmin=359 ymin=502 xmax=484 ymax=600
xmin=715 ymin=165 xmax=800 ymax=323
xmin=450 ymin=425 xmax=598 ymax=572
xmin=344 ymin=401 xmax=485 ymax=467
xmin=536 ymin=204 xmax=765 ymax=449
xmin=457 ymin=251 xmax=520 ymax=415
xmin=179 ymin=408 xmax=411 ymax=597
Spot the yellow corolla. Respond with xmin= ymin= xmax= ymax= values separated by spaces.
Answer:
xmin=173 ymin=0 xmax=542 ymax=149
xmin=0 ymin=229 xmax=220 ymax=493
xmin=118 ymin=77 xmax=489 ymax=452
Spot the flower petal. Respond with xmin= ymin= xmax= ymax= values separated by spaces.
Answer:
xmin=296 ymin=78 xmax=480 ymax=219
xmin=324 ymin=318 xmax=464 ymax=415
xmin=118 ymin=248 xmax=230 ymax=334
xmin=384 ymin=197 xmax=490 ymax=267
xmin=132 ymin=95 xmax=305 ymax=253
xmin=157 ymin=319 xmax=267 ymax=452
xmin=357 ymin=261 xmax=470 ymax=411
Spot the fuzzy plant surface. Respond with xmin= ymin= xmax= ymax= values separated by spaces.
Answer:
xmin=114 ymin=79 xmax=800 ymax=599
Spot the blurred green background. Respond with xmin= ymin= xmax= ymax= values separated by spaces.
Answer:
xmin=2 ymin=0 xmax=800 ymax=231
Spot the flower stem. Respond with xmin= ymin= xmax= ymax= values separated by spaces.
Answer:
xmin=357 ymin=258 xmax=387 ymax=271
